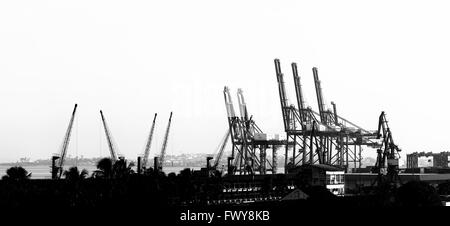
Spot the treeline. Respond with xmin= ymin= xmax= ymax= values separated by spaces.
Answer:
xmin=0 ymin=157 xmax=224 ymax=209
xmin=1 ymin=158 xmax=449 ymax=208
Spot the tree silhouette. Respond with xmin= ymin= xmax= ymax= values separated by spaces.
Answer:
xmin=92 ymin=157 xmax=135 ymax=179
xmin=2 ymin=166 xmax=31 ymax=181
xmin=112 ymin=158 xmax=135 ymax=179
xmin=64 ymin=166 xmax=88 ymax=181
xmin=93 ymin=158 xmax=113 ymax=179
xmin=438 ymin=181 xmax=450 ymax=195
xmin=397 ymin=181 xmax=442 ymax=206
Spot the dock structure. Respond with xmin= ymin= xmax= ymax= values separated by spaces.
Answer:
xmin=223 ymin=86 xmax=287 ymax=175
xmin=220 ymin=59 xmax=402 ymax=191
xmin=273 ymin=59 xmax=385 ymax=173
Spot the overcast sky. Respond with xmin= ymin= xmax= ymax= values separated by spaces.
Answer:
xmin=1 ymin=1 xmax=449 ymax=163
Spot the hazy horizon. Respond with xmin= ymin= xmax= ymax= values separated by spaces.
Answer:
xmin=2 ymin=1 xmax=450 ymax=163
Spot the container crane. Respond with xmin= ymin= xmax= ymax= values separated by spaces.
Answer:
xmin=100 ymin=110 xmax=119 ymax=162
xmin=224 ymin=86 xmax=241 ymax=174
xmin=141 ymin=113 xmax=157 ymax=170
xmin=224 ymin=86 xmax=279 ymax=175
xmin=52 ymin=104 xmax=78 ymax=179
xmin=156 ymin=112 xmax=173 ymax=171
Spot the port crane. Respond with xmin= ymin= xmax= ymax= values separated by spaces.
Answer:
xmin=372 ymin=111 xmax=401 ymax=187
xmin=155 ymin=112 xmax=173 ymax=171
xmin=100 ymin=110 xmax=119 ymax=162
xmin=224 ymin=86 xmax=281 ymax=175
xmin=208 ymin=129 xmax=231 ymax=172
xmin=275 ymin=59 xmax=383 ymax=172
xmin=52 ymin=104 xmax=78 ymax=179
xmin=141 ymin=113 xmax=157 ymax=170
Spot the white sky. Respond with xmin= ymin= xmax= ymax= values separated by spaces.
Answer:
xmin=1 ymin=1 xmax=450 ymax=163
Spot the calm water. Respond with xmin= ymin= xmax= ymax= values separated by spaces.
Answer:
xmin=0 ymin=165 xmax=200 ymax=179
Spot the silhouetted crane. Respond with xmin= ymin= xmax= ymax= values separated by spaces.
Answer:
xmin=100 ymin=110 xmax=119 ymax=162
xmin=142 ymin=113 xmax=157 ymax=169
xmin=157 ymin=112 xmax=172 ymax=171
xmin=372 ymin=111 xmax=402 ymax=187
xmin=53 ymin=104 xmax=78 ymax=179
xmin=213 ymin=130 xmax=231 ymax=170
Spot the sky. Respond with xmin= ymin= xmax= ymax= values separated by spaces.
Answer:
xmin=1 ymin=0 xmax=450 ymax=163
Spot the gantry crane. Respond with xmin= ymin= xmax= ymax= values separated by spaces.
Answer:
xmin=156 ymin=112 xmax=172 ymax=171
xmin=100 ymin=110 xmax=119 ymax=162
xmin=224 ymin=86 xmax=282 ymax=175
xmin=275 ymin=59 xmax=381 ymax=172
xmin=141 ymin=113 xmax=157 ymax=170
xmin=52 ymin=104 xmax=78 ymax=179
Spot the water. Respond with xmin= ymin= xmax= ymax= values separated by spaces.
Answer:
xmin=0 ymin=165 xmax=200 ymax=179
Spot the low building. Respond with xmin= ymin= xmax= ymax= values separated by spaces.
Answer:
xmin=406 ymin=151 xmax=450 ymax=168
xmin=290 ymin=164 xmax=345 ymax=196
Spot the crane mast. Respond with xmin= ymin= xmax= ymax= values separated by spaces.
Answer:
xmin=100 ymin=110 xmax=118 ymax=162
xmin=142 ymin=113 xmax=157 ymax=169
xmin=55 ymin=104 xmax=78 ymax=179
xmin=158 ymin=112 xmax=173 ymax=171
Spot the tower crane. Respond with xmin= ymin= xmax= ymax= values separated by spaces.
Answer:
xmin=100 ymin=110 xmax=119 ymax=162
xmin=52 ymin=104 xmax=78 ymax=179
xmin=156 ymin=112 xmax=173 ymax=171
xmin=141 ymin=113 xmax=157 ymax=170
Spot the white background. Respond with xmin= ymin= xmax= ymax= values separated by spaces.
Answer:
xmin=1 ymin=0 xmax=449 ymax=163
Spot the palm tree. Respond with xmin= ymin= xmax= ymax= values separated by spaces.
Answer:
xmin=112 ymin=158 xmax=135 ymax=179
xmin=2 ymin=166 xmax=31 ymax=181
xmin=93 ymin=157 xmax=113 ymax=179
xmin=63 ymin=166 xmax=88 ymax=181
xmin=92 ymin=157 xmax=135 ymax=179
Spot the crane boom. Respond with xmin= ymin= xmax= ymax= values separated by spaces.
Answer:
xmin=57 ymin=103 xmax=78 ymax=178
xmin=237 ymin=88 xmax=249 ymax=121
xmin=159 ymin=112 xmax=173 ymax=170
xmin=224 ymin=86 xmax=237 ymax=118
xmin=213 ymin=130 xmax=231 ymax=169
xmin=313 ymin=67 xmax=327 ymax=123
xmin=275 ymin=59 xmax=289 ymax=108
xmin=142 ymin=113 xmax=157 ymax=169
xmin=292 ymin=63 xmax=306 ymax=122
xmin=100 ymin=110 xmax=118 ymax=161
xmin=274 ymin=59 xmax=291 ymax=131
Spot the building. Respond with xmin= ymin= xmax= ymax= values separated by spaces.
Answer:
xmin=406 ymin=152 xmax=450 ymax=168
xmin=290 ymin=164 xmax=345 ymax=196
